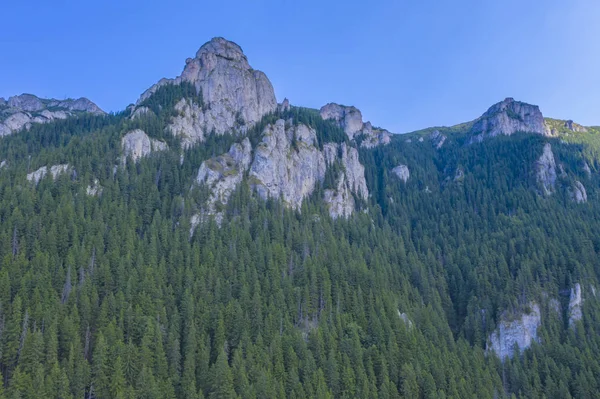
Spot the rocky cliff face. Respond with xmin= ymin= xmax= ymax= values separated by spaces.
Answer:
xmin=137 ymin=37 xmax=277 ymax=147
xmin=192 ymin=118 xmax=369 ymax=226
xmin=0 ymin=94 xmax=104 ymax=136
xmin=319 ymin=103 xmax=391 ymax=148
xmin=392 ymin=164 xmax=410 ymax=182
xmin=564 ymin=120 xmax=588 ymax=133
xmin=570 ymin=181 xmax=587 ymax=203
xmin=195 ymin=138 xmax=252 ymax=224
xmin=250 ymin=120 xmax=326 ymax=209
xmin=121 ymin=130 xmax=168 ymax=163
xmin=536 ymin=143 xmax=557 ymax=195
xmin=471 ymin=98 xmax=549 ymax=142
xmin=568 ymin=283 xmax=583 ymax=327
xmin=27 ymin=164 xmax=72 ymax=185
xmin=488 ymin=303 xmax=541 ymax=360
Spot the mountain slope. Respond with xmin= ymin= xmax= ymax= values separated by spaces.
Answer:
xmin=0 ymin=37 xmax=599 ymax=398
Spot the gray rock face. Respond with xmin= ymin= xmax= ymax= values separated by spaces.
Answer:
xmin=121 ymin=129 xmax=168 ymax=163
xmin=86 ymin=179 xmax=102 ymax=196
xmin=0 ymin=94 xmax=104 ymax=136
xmin=471 ymin=98 xmax=550 ymax=142
xmin=130 ymin=106 xmax=153 ymax=120
xmin=250 ymin=120 xmax=326 ymax=209
xmin=570 ymin=181 xmax=587 ymax=203
xmin=536 ymin=143 xmax=557 ymax=195
xmin=27 ymin=164 xmax=72 ymax=185
xmin=583 ymin=162 xmax=592 ymax=177
xmin=279 ymin=98 xmax=291 ymax=113
xmin=319 ymin=103 xmax=391 ymax=147
xmin=568 ymin=283 xmax=583 ymax=327
xmin=454 ymin=167 xmax=465 ymax=181
xmin=192 ymin=119 xmax=369 ymax=226
xmin=488 ymin=302 xmax=541 ymax=360
xmin=323 ymin=142 xmax=369 ymax=218
xmin=565 ymin=120 xmax=588 ymax=133
xmin=139 ymin=37 xmax=277 ymax=146
xmin=430 ymin=130 xmax=447 ymax=149
xmin=392 ymin=164 xmax=410 ymax=183
xmin=195 ymin=138 xmax=252 ymax=223
xmin=168 ymin=99 xmax=205 ymax=148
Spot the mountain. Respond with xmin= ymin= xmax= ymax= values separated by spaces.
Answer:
xmin=1 ymin=37 xmax=600 ymax=398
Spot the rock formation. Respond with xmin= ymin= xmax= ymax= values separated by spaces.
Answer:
xmin=536 ymin=143 xmax=557 ymax=195
xmin=570 ymin=181 xmax=587 ymax=203
xmin=0 ymin=94 xmax=104 ymax=136
xmin=488 ymin=302 xmax=541 ymax=360
xmin=470 ymin=98 xmax=549 ymax=142
xmin=121 ymin=129 xmax=168 ymax=163
xmin=568 ymin=283 xmax=583 ymax=327
xmin=27 ymin=164 xmax=72 ymax=185
xmin=86 ymin=179 xmax=103 ymax=196
xmin=250 ymin=120 xmax=326 ymax=209
xmin=564 ymin=120 xmax=588 ymax=133
xmin=193 ymin=118 xmax=369 ymax=226
xmin=430 ymin=130 xmax=447 ymax=149
xmin=319 ymin=103 xmax=391 ymax=147
xmin=392 ymin=164 xmax=410 ymax=182
xmin=137 ymin=37 xmax=277 ymax=146
xmin=195 ymin=138 xmax=252 ymax=223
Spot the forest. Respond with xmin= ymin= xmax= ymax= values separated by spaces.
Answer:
xmin=0 ymin=84 xmax=599 ymax=398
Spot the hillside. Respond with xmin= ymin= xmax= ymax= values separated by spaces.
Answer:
xmin=0 ymin=37 xmax=599 ymax=398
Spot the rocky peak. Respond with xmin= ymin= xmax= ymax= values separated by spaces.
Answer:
xmin=319 ymin=103 xmax=391 ymax=147
xmin=1 ymin=93 xmax=105 ymax=136
xmin=138 ymin=37 xmax=276 ymax=147
xmin=470 ymin=98 xmax=550 ymax=141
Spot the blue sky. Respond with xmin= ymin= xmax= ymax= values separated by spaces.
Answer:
xmin=2 ymin=0 xmax=599 ymax=133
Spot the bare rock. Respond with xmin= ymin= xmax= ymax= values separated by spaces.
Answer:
xmin=319 ymin=103 xmax=391 ymax=147
xmin=564 ymin=120 xmax=587 ymax=133
xmin=27 ymin=164 xmax=72 ymax=185
xmin=1 ymin=94 xmax=104 ymax=136
xmin=536 ymin=143 xmax=556 ymax=195
xmin=86 ymin=179 xmax=103 ymax=196
xmin=195 ymin=138 xmax=252 ymax=223
xmin=324 ymin=174 xmax=355 ymax=219
xmin=279 ymin=98 xmax=291 ymax=113
xmin=570 ymin=181 xmax=587 ymax=203
xmin=488 ymin=302 xmax=541 ymax=360
xmin=168 ymin=98 xmax=205 ymax=148
xmin=121 ymin=129 xmax=168 ymax=163
xmin=430 ymin=130 xmax=447 ymax=149
xmin=583 ymin=161 xmax=592 ymax=177
xmin=130 ymin=106 xmax=153 ymax=120
xmin=250 ymin=120 xmax=326 ymax=209
xmin=568 ymin=283 xmax=583 ymax=327
xmin=471 ymin=98 xmax=550 ymax=142
xmin=141 ymin=37 xmax=277 ymax=144
xmin=392 ymin=164 xmax=410 ymax=182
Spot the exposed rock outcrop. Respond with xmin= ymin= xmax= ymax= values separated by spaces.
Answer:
xmin=488 ymin=303 xmax=541 ymax=360
xmin=392 ymin=164 xmax=410 ymax=182
xmin=27 ymin=164 xmax=72 ymax=185
xmin=130 ymin=106 xmax=153 ymax=120
xmin=322 ymin=142 xmax=369 ymax=218
xmin=121 ymin=129 xmax=168 ymax=163
xmin=250 ymin=120 xmax=326 ymax=209
xmin=195 ymin=138 xmax=252 ymax=223
xmin=0 ymin=94 xmax=105 ymax=136
xmin=168 ymin=99 xmax=205 ymax=148
xmin=430 ymin=130 xmax=447 ymax=149
xmin=536 ymin=143 xmax=557 ymax=195
xmin=192 ymin=119 xmax=369 ymax=226
xmin=568 ymin=283 xmax=583 ymax=327
xmin=583 ymin=161 xmax=592 ymax=177
xmin=138 ymin=37 xmax=277 ymax=146
xmin=471 ymin=98 xmax=549 ymax=142
xmin=570 ymin=181 xmax=587 ymax=203
xmin=564 ymin=120 xmax=587 ymax=133
xmin=319 ymin=103 xmax=391 ymax=148
xmin=86 ymin=179 xmax=103 ymax=196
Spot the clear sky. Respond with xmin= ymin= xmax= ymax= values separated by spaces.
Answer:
xmin=2 ymin=0 xmax=599 ymax=133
